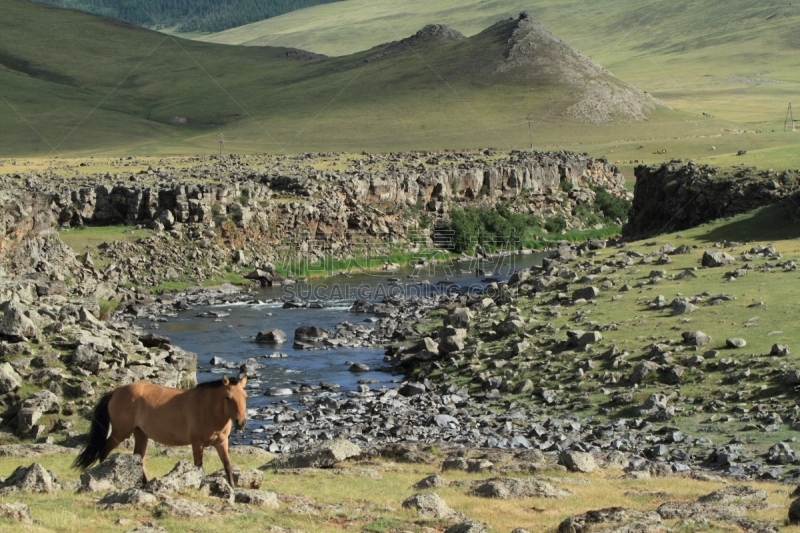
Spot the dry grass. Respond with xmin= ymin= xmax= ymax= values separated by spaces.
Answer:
xmin=0 ymin=448 xmax=798 ymax=532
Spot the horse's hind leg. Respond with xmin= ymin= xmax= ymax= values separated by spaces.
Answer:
xmin=100 ymin=423 xmax=133 ymax=462
xmin=133 ymin=427 xmax=150 ymax=483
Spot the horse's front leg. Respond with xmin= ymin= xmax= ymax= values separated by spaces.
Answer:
xmin=214 ymin=441 xmax=235 ymax=488
xmin=133 ymin=427 xmax=150 ymax=483
xmin=192 ymin=442 xmax=204 ymax=468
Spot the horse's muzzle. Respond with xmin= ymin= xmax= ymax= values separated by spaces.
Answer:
xmin=234 ymin=419 xmax=246 ymax=432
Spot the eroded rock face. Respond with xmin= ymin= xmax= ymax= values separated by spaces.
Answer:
xmin=0 ymin=301 xmax=39 ymax=341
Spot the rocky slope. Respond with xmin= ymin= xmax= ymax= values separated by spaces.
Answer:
xmin=624 ymin=160 xmax=800 ymax=239
xmin=486 ymin=12 xmax=667 ymax=122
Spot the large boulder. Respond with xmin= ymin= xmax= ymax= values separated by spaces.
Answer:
xmin=80 ymin=454 xmax=144 ymax=492
xmin=402 ymin=492 xmax=465 ymax=520
xmin=294 ymin=325 xmax=331 ymax=343
xmin=472 ymin=477 xmax=572 ymax=499
xmin=0 ymin=362 xmax=22 ymax=394
xmin=682 ymin=331 xmax=712 ymax=346
xmin=264 ymin=439 xmax=360 ymax=469
xmin=255 ymin=329 xmax=286 ymax=344
xmin=17 ymin=390 xmax=60 ymax=432
xmin=629 ymin=361 xmax=661 ymax=384
xmin=0 ymin=462 xmax=59 ymax=494
xmin=702 ymin=250 xmax=735 ymax=267
xmin=445 ymin=307 xmax=473 ymax=329
xmin=0 ymin=301 xmax=39 ymax=341
xmin=560 ymin=450 xmax=597 ymax=473
xmin=572 ymin=286 xmax=600 ymax=301
xmin=234 ymin=489 xmax=279 ymax=507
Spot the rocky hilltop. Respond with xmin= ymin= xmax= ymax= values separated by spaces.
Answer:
xmin=485 ymin=12 xmax=667 ymax=122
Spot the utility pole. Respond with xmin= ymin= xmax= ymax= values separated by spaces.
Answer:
xmin=785 ymin=102 xmax=796 ymax=132
xmin=526 ymin=113 xmax=534 ymax=151
xmin=217 ymin=134 xmax=226 ymax=156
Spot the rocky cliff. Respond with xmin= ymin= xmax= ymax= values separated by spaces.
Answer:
xmin=623 ymin=160 xmax=800 ymax=239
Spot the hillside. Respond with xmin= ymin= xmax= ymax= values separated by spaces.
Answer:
xmin=31 ymin=0 xmax=341 ymax=33
xmin=0 ymin=0 xmax=696 ymax=158
xmin=199 ymin=0 xmax=800 ymax=126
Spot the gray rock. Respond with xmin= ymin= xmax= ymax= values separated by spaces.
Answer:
xmin=144 ymin=460 xmax=204 ymax=494
xmin=629 ymin=361 xmax=661 ymax=384
xmin=702 ymin=250 xmax=735 ymax=267
xmin=771 ymin=344 xmax=790 ymax=356
xmin=153 ymin=497 xmax=215 ymax=518
xmin=445 ymin=307 xmax=473 ymax=329
xmin=98 ymin=488 xmax=157 ymax=507
xmin=567 ymin=330 xmax=602 ymax=348
xmin=726 ymin=338 xmax=746 ymax=348
xmin=473 ymin=477 xmax=572 ymax=499
xmin=682 ymin=330 xmax=712 ymax=346
xmin=400 ymin=382 xmax=426 ymax=396
xmin=80 ymin=454 xmax=144 ymax=492
xmin=697 ymin=485 xmax=767 ymax=503
xmin=265 ymin=439 xmax=360 ymax=469
xmin=414 ymin=474 xmax=448 ymax=489
xmin=402 ymin=492 xmax=465 ymax=520
xmin=255 ymin=329 xmax=286 ymax=344
xmin=0 ymin=301 xmax=39 ymax=341
xmin=560 ymin=450 xmax=597 ymax=473
xmin=0 ymin=462 xmax=59 ymax=494
xmin=445 ymin=521 xmax=488 ymax=533
xmin=234 ymin=489 xmax=279 ymax=507
xmin=0 ymin=362 xmax=22 ymax=394
xmin=572 ymin=286 xmax=600 ymax=301
xmin=671 ymin=299 xmax=698 ymax=315
xmin=17 ymin=390 xmax=60 ymax=432
xmin=558 ymin=507 xmax=662 ymax=533
xmin=0 ymin=502 xmax=32 ymax=524
xmin=294 ymin=325 xmax=330 ymax=343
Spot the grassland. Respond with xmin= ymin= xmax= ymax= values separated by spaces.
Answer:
xmin=0 ymin=448 xmax=798 ymax=532
xmin=1 ymin=0 xmax=798 ymax=169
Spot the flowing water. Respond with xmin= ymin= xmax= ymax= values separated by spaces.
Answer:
xmin=141 ymin=252 xmax=547 ymax=438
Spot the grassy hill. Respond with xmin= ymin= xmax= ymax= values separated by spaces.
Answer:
xmin=198 ymin=0 xmax=800 ymax=145
xmin=0 ymin=0 xmax=797 ymax=168
xmin=31 ymin=0 xmax=342 ymax=33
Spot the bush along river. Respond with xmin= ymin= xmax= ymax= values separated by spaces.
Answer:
xmin=128 ymin=252 xmax=547 ymax=452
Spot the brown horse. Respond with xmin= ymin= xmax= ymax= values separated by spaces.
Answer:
xmin=74 ymin=376 xmax=248 ymax=488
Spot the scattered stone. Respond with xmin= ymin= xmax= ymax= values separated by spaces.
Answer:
xmin=144 ymin=460 xmax=204 ymax=494
xmin=402 ymin=492 xmax=465 ymax=520
xmin=726 ymin=338 xmax=746 ymax=349
xmin=0 ymin=462 xmax=59 ymax=494
xmin=472 ymin=478 xmax=572 ymax=499
xmin=255 ymin=329 xmax=286 ymax=344
xmin=98 ymin=488 xmax=158 ymax=507
xmin=414 ymin=474 xmax=448 ymax=489
xmin=264 ymin=439 xmax=360 ymax=469
xmin=235 ymin=489 xmax=279 ymax=507
xmin=0 ymin=502 xmax=32 ymax=524
xmin=560 ymin=450 xmax=597 ymax=473
xmin=80 ymin=454 xmax=144 ymax=492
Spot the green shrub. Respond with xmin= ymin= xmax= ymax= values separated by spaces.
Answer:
xmin=560 ymin=179 xmax=574 ymax=192
xmin=98 ymin=299 xmax=119 ymax=321
xmin=593 ymin=187 xmax=633 ymax=222
xmin=544 ymin=215 xmax=567 ymax=234
xmin=442 ymin=205 xmax=535 ymax=253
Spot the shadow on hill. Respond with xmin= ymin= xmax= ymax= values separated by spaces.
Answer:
xmin=694 ymin=203 xmax=800 ymax=243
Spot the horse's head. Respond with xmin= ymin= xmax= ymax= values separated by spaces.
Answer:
xmin=222 ymin=375 xmax=248 ymax=432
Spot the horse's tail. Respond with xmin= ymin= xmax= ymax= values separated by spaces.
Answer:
xmin=73 ymin=391 xmax=114 ymax=471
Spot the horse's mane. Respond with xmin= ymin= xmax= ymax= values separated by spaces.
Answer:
xmin=195 ymin=377 xmax=241 ymax=389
